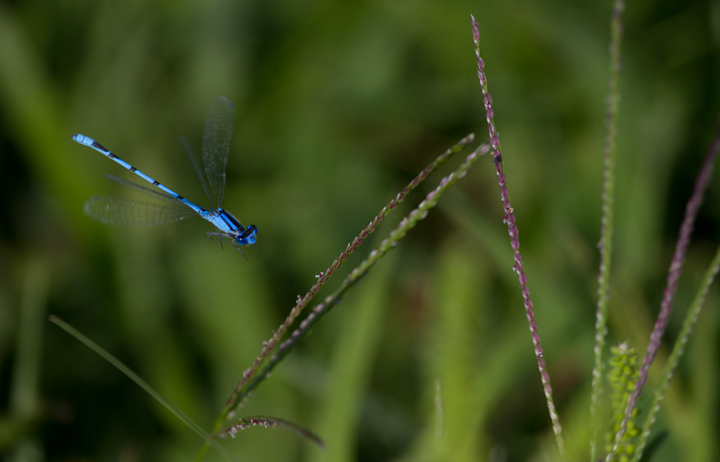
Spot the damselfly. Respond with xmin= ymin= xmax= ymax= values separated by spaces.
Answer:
xmin=72 ymin=96 xmax=257 ymax=255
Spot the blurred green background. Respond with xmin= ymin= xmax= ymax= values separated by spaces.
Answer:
xmin=1 ymin=0 xmax=719 ymax=460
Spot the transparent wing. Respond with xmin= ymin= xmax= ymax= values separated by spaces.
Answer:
xmin=202 ymin=96 xmax=235 ymax=208
xmin=104 ymin=174 xmax=183 ymax=205
xmin=84 ymin=196 xmax=198 ymax=227
xmin=180 ymin=137 xmax=214 ymax=208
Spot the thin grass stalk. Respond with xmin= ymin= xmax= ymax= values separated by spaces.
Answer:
xmin=471 ymin=15 xmax=564 ymax=455
xmin=210 ymin=134 xmax=475 ymax=427
xmin=630 ymin=244 xmax=720 ymax=461
xmin=190 ymin=137 xmax=481 ymax=462
xmin=225 ymin=143 xmax=490 ymax=420
xmin=218 ymin=415 xmax=325 ymax=449
xmin=48 ymin=316 xmax=239 ymax=462
xmin=590 ymin=1 xmax=625 ymax=460
xmin=606 ymin=123 xmax=720 ymax=461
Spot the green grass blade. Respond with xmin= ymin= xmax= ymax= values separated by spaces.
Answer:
xmin=591 ymin=1 xmax=625 ymax=459
xmin=48 ymin=315 xmax=239 ymax=462
xmin=631 ymin=245 xmax=720 ymax=462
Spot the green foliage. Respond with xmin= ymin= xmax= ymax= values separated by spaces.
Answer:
xmin=605 ymin=343 xmax=640 ymax=462
xmin=0 ymin=0 xmax=718 ymax=461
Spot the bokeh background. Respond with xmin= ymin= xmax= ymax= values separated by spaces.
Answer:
xmin=1 ymin=0 xmax=719 ymax=461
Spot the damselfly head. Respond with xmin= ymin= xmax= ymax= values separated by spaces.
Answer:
xmin=236 ymin=225 xmax=257 ymax=246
